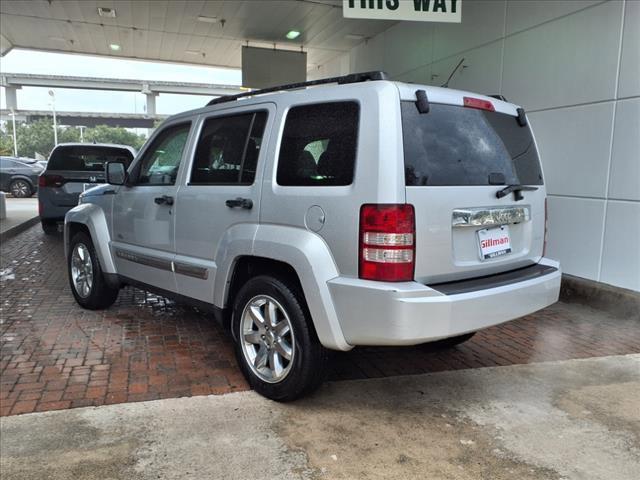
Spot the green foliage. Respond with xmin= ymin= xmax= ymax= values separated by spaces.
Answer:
xmin=83 ymin=125 xmax=147 ymax=151
xmin=0 ymin=120 xmax=147 ymax=158
xmin=0 ymin=132 xmax=14 ymax=155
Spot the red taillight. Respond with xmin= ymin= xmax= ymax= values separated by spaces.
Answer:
xmin=463 ymin=96 xmax=495 ymax=112
xmin=359 ymin=204 xmax=415 ymax=282
xmin=543 ymin=198 xmax=549 ymax=257
xmin=39 ymin=174 xmax=65 ymax=188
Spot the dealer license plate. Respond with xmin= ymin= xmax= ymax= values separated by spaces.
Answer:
xmin=477 ymin=225 xmax=512 ymax=260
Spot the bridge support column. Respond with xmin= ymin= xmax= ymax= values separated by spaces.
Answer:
xmin=145 ymin=92 xmax=158 ymax=116
xmin=4 ymin=86 xmax=19 ymax=110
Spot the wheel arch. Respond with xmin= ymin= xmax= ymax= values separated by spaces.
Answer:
xmin=64 ymin=204 xmax=116 ymax=274
xmin=218 ymin=225 xmax=352 ymax=351
xmin=9 ymin=176 xmax=35 ymax=195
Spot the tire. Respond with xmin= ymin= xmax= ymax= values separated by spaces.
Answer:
xmin=68 ymin=231 xmax=119 ymax=310
xmin=41 ymin=220 xmax=58 ymax=235
xmin=232 ymin=275 xmax=329 ymax=401
xmin=9 ymin=179 xmax=32 ymax=198
xmin=427 ymin=332 xmax=476 ymax=349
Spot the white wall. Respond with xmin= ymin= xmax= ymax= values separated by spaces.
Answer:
xmin=313 ymin=0 xmax=640 ymax=291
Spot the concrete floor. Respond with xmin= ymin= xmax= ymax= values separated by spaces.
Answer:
xmin=2 ymin=354 xmax=638 ymax=480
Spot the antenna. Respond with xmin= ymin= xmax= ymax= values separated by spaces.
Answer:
xmin=441 ymin=58 xmax=465 ymax=88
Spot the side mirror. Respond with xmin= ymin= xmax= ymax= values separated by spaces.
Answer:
xmin=106 ymin=161 xmax=126 ymax=186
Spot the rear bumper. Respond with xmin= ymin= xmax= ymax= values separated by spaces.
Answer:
xmin=328 ymin=258 xmax=561 ymax=346
xmin=38 ymin=190 xmax=77 ymax=220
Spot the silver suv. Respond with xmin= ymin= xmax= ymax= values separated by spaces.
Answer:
xmin=64 ymin=72 xmax=561 ymax=401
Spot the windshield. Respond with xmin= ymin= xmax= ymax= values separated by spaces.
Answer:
xmin=47 ymin=146 xmax=134 ymax=172
xmin=402 ymin=102 xmax=543 ymax=186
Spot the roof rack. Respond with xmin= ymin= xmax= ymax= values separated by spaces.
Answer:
xmin=206 ymin=71 xmax=389 ymax=106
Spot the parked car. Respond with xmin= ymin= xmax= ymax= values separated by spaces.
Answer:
xmin=39 ymin=143 xmax=136 ymax=234
xmin=0 ymin=156 xmax=44 ymax=198
xmin=64 ymin=72 xmax=561 ymax=401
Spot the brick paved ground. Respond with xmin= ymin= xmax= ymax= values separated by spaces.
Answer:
xmin=2 ymin=225 xmax=639 ymax=416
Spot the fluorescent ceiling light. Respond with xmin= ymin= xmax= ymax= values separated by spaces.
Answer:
xmin=109 ymin=44 xmax=121 ymax=51
xmin=286 ymin=30 xmax=301 ymax=40
xmin=49 ymin=36 xmax=67 ymax=42
xmin=185 ymin=50 xmax=201 ymax=55
xmin=97 ymin=7 xmax=116 ymax=18
xmin=197 ymin=15 xmax=219 ymax=23
xmin=345 ymin=34 xmax=365 ymax=41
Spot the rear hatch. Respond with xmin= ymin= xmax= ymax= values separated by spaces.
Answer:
xmin=399 ymin=86 xmax=546 ymax=284
xmin=43 ymin=145 xmax=134 ymax=207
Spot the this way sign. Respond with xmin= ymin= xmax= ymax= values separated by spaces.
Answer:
xmin=343 ymin=0 xmax=462 ymax=23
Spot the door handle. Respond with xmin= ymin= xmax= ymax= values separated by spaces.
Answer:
xmin=225 ymin=197 xmax=253 ymax=209
xmin=154 ymin=195 xmax=174 ymax=206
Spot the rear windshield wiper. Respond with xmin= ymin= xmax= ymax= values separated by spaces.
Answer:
xmin=496 ymin=184 xmax=538 ymax=201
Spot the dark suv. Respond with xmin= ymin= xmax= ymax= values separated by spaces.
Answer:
xmin=0 ymin=156 xmax=43 ymax=198
xmin=39 ymin=143 xmax=135 ymax=234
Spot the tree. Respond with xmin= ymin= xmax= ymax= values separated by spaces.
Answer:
xmin=0 ymin=120 xmax=147 ymax=158
xmin=0 ymin=127 xmax=15 ymax=155
xmin=83 ymin=125 xmax=146 ymax=150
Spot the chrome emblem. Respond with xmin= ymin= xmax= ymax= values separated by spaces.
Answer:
xmin=89 ymin=176 xmax=97 ymax=183
xmin=452 ymin=206 xmax=530 ymax=227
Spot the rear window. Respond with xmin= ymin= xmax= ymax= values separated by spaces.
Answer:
xmin=47 ymin=146 xmax=134 ymax=172
xmin=402 ymin=102 xmax=543 ymax=186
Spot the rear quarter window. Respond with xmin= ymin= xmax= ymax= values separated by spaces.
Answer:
xmin=277 ymin=102 xmax=359 ymax=186
xmin=47 ymin=146 xmax=134 ymax=172
xmin=402 ymin=102 xmax=543 ymax=186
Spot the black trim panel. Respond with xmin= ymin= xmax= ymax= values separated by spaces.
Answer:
xmin=174 ymin=262 xmax=209 ymax=280
xmin=115 ymin=249 xmax=173 ymax=272
xmin=430 ymin=264 xmax=558 ymax=296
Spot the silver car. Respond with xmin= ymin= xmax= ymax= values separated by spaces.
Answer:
xmin=39 ymin=143 xmax=135 ymax=234
xmin=64 ymin=72 xmax=561 ymax=401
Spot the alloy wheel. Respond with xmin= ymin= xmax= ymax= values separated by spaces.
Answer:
xmin=70 ymin=243 xmax=94 ymax=298
xmin=10 ymin=180 xmax=30 ymax=198
xmin=240 ymin=295 xmax=295 ymax=383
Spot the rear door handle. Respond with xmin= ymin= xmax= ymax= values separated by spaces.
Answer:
xmin=154 ymin=195 xmax=174 ymax=206
xmin=225 ymin=197 xmax=253 ymax=209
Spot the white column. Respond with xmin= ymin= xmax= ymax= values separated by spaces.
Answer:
xmin=145 ymin=92 xmax=158 ymax=116
xmin=5 ymin=86 xmax=19 ymax=110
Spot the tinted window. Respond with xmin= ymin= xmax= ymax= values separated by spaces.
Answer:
xmin=136 ymin=123 xmax=191 ymax=185
xmin=47 ymin=146 xmax=134 ymax=172
xmin=277 ymin=102 xmax=359 ymax=186
xmin=402 ymin=102 xmax=543 ymax=186
xmin=190 ymin=111 xmax=267 ymax=185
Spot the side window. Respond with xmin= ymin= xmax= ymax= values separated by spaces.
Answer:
xmin=136 ymin=123 xmax=191 ymax=185
xmin=190 ymin=111 xmax=267 ymax=185
xmin=276 ymin=102 xmax=359 ymax=186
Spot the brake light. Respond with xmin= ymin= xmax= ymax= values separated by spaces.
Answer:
xmin=463 ymin=96 xmax=495 ymax=112
xmin=359 ymin=204 xmax=415 ymax=282
xmin=543 ymin=198 xmax=549 ymax=257
xmin=39 ymin=174 xmax=65 ymax=188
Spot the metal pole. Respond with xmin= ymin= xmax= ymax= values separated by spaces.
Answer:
xmin=10 ymin=109 xmax=18 ymax=156
xmin=49 ymin=90 xmax=58 ymax=146
xmin=52 ymin=103 xmax=58 ymax=146
xmin=79 ymin=126 xmax=85 ymax=143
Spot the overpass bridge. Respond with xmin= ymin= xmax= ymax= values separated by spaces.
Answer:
xmin=0 ymin=109 xmax=167 ymax=128
xmin=1 ymin=73 xmax=245 ymax=118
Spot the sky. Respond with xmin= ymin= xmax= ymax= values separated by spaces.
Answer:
xmin=0 ymin=49 xmax=241 ymax=115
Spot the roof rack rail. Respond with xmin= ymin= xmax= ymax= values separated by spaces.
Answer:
xmin=206 ymin=71 xmax=389 ymax=106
